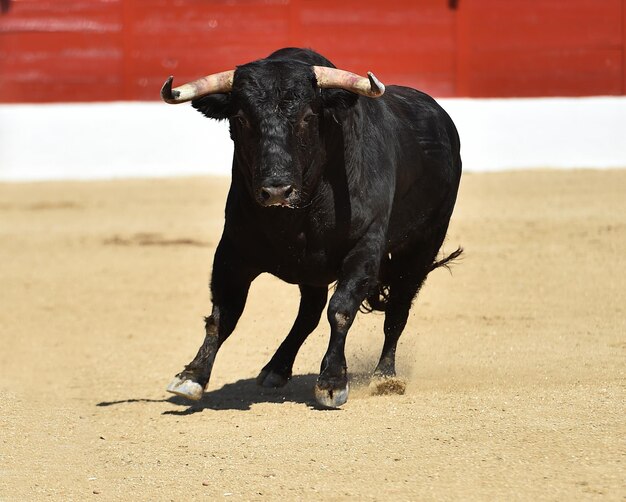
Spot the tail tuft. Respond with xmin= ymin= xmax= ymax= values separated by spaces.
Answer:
xmin=430 ymin=246 xmax=463 ymax=273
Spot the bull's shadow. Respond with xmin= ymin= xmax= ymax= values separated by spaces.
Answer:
xmin=97 ymin=373 xmax=334 ymax=414
xmin=165 ymin=373 xmax=325 ymax=414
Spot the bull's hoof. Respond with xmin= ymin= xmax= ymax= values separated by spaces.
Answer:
xmin=314 ymin=382 xmax=349 ymax=408
xmin=369 ymin=375 xmax=407 ymax=396
xmin=256 ymin=369 xmax=290 ymax=388
xmin=166 ymin=375 xmax=204 ymax=401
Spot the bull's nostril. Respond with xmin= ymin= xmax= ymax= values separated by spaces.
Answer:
xmin=259 ymin=184 xmax=295 ymax=206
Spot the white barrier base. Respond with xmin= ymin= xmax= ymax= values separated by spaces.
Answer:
xmin=1 ymin=97 xmax=624 ymax=181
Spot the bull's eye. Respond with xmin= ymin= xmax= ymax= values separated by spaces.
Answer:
xmin=233 ymin=113 xmax=250 ymax=128
xmin=299 ymin=110 xmax=317 ymax=128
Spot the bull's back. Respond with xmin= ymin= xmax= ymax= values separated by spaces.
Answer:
xmin=372 ymin=86 xmax=461 ymax=249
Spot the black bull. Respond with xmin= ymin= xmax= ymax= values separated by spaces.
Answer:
xmin=162 ymin=48 xmax=462 ymax=407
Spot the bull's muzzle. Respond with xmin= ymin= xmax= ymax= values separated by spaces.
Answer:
xmin=257 ymin=184 xmax=297 ymax=208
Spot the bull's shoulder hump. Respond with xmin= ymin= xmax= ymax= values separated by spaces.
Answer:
xmin=382 ymin=85 xmax=448 ymax=116
xmin=370 ymin=86 xmax=456 ymax=142
xmin=377 ymin=85 xmax=461 ymax=172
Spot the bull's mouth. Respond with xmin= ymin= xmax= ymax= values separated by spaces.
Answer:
xmin=266 ymin=201 xmax=296 ymax=208
xmin=261 ymin=199 xmax=305 ymax=209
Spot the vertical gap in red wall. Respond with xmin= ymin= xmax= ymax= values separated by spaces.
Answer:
xmin=455 ymin=0 xmax=470 ymax=96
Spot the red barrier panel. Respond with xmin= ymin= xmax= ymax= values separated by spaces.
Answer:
xmin=0 ymin=1 xmax=125 ymax=102
xmin=0 ymin=0 xmax=623 ymax=102
xmin=293 ymin=0 xmax=457 ymax=96
xmin=456 ymin=0 xmax=624 ymax=97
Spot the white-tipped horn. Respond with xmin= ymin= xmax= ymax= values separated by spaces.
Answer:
xmin=161 ymin=70 xmax=235 ymax=104
xmin=313 ymin=66 xmax=385 ymax=98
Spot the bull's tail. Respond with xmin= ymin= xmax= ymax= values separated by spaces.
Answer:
xmin=359 ymin=246 xmax=463 ymax=314
xmin=429 ymin=246 xmax=464 ymax=272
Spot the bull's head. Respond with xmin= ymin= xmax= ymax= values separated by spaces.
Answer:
xmin=161 ymin=60 xmax=384 ymax=208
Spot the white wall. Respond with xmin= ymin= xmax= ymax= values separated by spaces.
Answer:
xmin=443 ymin=97 xmax=626 ymax=172
xmin=1 ymin=97 xmax=625 ymax=181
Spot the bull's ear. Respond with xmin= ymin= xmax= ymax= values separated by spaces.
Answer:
xmin=191 ymin=94 xmax=232 ymax=120
xmin=321 ymin=88 xmax=359 ymax=111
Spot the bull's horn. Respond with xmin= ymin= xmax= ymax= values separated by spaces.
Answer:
xmin=160 ymin=70 xmax=235 ymax=104
xmin=313 ymin=66 xmax=385 ymax=98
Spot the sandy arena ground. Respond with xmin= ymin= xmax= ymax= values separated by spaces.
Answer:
xmin=0 ymin=170 xmax=624 ymax=501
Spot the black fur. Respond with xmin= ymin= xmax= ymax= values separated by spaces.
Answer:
xmin=174 ymin=48 xmax=462 ymax=403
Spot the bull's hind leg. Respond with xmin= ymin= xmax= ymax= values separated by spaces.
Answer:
xmin=167 ymin=238 xmax=257 ymax=401
xmin=375 ymin=292 xmax=416 ymax=379
xmin=371 ymin=240 xmax=444 ymax=394
xmin=369 ymin=279 xmax=422 ymax=397
xmin=257 ymin=285 xmax=328 ymax=388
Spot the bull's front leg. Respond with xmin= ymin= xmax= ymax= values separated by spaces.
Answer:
xmin=257 ymin=284 xmax=328 ymax=388
xmin=167 ymin=237 xmax=257 ymax=401
xmin=315 ymin=229 xmax=385 ymax=407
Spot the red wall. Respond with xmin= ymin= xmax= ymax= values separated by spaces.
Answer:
xmin=1 ymin=0 xmax=624 ymax=103
xmin=456 ymin=0 xmax=625 ymax=97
